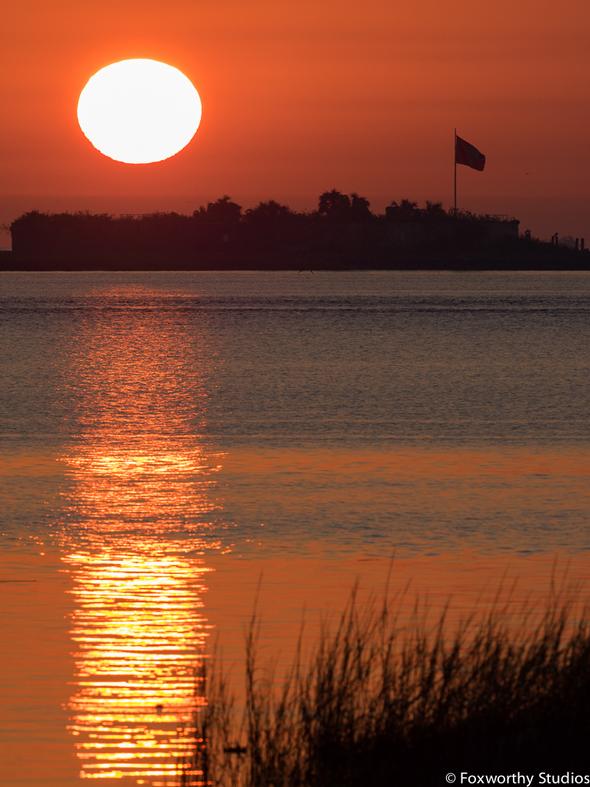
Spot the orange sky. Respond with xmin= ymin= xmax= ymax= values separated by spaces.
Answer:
xmin=1 ymin=0 xmax=589 ymax=246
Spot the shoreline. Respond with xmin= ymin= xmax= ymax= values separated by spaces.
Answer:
xmin=2 ymin=263 xmax=590 ymax=273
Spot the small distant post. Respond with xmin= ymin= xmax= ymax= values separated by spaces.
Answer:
xmin=453 ymin=128 xmax=457 ymax=215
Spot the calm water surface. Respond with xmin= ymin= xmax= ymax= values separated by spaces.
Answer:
xmin=1 ymin=271 xmax=590 ymax=786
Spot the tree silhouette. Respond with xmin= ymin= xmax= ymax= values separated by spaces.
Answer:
xmin=244 ymin=200 xmax=293 ymax=225
xmin=197 ymin=196 xmax=242 ymax=225
xmin=7 ymin=193 xmax=534 ymax=271
xmin=425 ymin=201 xmax=446 ymax=218
xmin=350 ymin=193 xmax=372 ymax=222
xmin=318 ymin=190 xmax=351 ymax=220
xmin=386 ymin=199 xmax=420 ymax=221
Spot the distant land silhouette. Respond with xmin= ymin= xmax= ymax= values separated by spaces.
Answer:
xmin=3 ymin=191 xmax=588 ymax=270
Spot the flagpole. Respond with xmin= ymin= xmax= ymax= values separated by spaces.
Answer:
xmin=453 ymin=128 xmax=457 ymax=215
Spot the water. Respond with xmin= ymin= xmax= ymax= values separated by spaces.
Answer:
xmin=1 ymin=271 xmax=590 ymax=786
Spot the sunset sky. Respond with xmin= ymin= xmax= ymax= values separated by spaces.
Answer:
xmin=1 ymin=0 xmax=589 ymax=247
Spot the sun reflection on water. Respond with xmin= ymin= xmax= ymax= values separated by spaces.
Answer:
xmin=58 ymin=293 xmax=224 ymax=784
xmin=64 ymin=546 xmax=210 ymax=782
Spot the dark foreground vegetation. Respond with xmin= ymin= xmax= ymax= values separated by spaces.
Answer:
xmin=6 ymin=192 xmax=589 ymax=269
xmin=179 ymin=588 xmax=590 ymax=786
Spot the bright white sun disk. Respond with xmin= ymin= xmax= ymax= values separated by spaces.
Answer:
xmin=77 ymin=59 xmax=202 ymax=164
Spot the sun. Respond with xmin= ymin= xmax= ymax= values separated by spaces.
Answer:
xmin=77 ymin=59 xmax=202 ymax=164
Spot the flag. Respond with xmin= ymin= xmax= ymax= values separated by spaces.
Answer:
xmin=455 ymin=135 xmax=486 ymax=171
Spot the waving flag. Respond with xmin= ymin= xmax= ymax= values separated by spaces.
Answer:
xmin=455 ymin=135 xmax=486 ymax=171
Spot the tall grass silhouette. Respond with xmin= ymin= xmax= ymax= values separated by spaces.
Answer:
xmin=179 ymin=579 xmax=590 ymax=786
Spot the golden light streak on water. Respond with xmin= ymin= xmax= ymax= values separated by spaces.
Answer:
xmin=61 ymin=445 xmax=221 ymax=784
xmin=58 ymin=291 xmax=225 ymax=784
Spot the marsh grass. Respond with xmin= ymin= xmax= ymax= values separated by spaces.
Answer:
xmin=180 ymin=579 xmax=590 ymax=786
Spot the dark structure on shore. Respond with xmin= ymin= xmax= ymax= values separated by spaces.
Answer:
xmin=5 ymin=191 xmax=588 ymax=270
